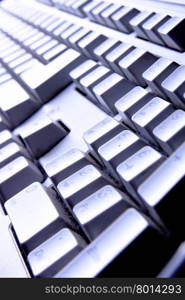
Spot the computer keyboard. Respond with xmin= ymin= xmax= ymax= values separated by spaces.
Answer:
xmin=0 ymin=0 xmax=185 ymax=278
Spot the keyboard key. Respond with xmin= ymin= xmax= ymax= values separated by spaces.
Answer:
xmin=0 ymin=156 xmax=44 ymax=203
xmin=19 ymin=116 xmax=69 ymax=158
xmin=119 ymin=48 xmax=158 ymax=86
xmin=0 ymin=130 xmax=18 ymax=149
xmin=93 ymin=73 xmax=135 ymax=114
xmin=43 ymin=43 xmax=67 ymax=61
xmin=8 ymin=53 xmax=33 ymax=70
xmin=14 ymin=58 xmax=42 ymax=75
xmin=115 ymin=86 xmax=153 ymax=129
xmin=143 ymin=58 xmax=179 ymax=99
xmin=52 ymin=21 xmax=73 ymax=38
xmin=3 ymin=49 xmax=26 ymax=64
xmin=73 ymin=185 xmax=130 ymax=240
xmin=132 ymin=97 xmax=174 ymax=144
xmin=100 ymin=4 xmax=123 ymax=28
xmin=83 ymin=1 xmax=104 ymax=20
xmin=0 ymin=142 xmax=29 ymax=168
xmin=35 ymin=39 xmax=58 ymax=56
xmin=83 ymin=116 xmax=120 ymax=162
xmin=0 ymin=79 xmax=39 ymax=128
xmin=68 ymin=28 xmax=92 ymax=50
xmin=28 ymin=228 xmax=86 ymax=277
xmin=93 ymin=38 xmax=121 ymax=66
xmin=71 ymin=0 xmax=91 ymax=17
xmin=159 ymin=242 xmax=185 ymax=277
xmin=23 ymin=32 xmax=45 ymax=47
xmin=78 ymin=32 xmax=107 ymax=59
xmin=111 ymin=6 xmax=139 ymax=33
xmin=129 ymin=11 xmax=155 ymax=39
xmin=21 ymin=49 xmax=85 ymax=103
xmin=142 ymin=13 xmax=170 ymax=45
xmin=5 ymin=182 xmax=68 ymax=252
xmin=29 ymin=36 xmax=52 ymax=51
xmin=79 ymin=65 xmax=111 ymax=100
xmin=69 ymin=59 xmax=97 ymax=92
xmin=60 ymin=25 xmax=82 ymax=45
xmin=43 ymin=148 xmax=89 ymax=185
xmin=98 ymin=129 xmax=146 ymax=185
xmin=161 ymin=65 xmax=185 ymax=109
xmin=105 ymin=43 xmax=135 ymax=74
xmin=138 ymin=142 xmax=185 ymax=238
xmin=84 ymin=118 xmax=146 ymax=186
xmin=117 ymin=146 xmax=164 ymax=199
xmin=91 ymin=2 xmax=112 ymax=24
xmin=57 ymin=162 xmax=110 ymax=208
xmin=157 ymin=17 xmax=185 ymax=51
xmin=46 ymin=19 xmax=66 ymax=34
xmin=56 ymin=208 xmax=174 ymax=277
xmin=153 ymin=109 xmax=185 ymax=154
xmin=0 ymin=72 xmax=12 ymax=85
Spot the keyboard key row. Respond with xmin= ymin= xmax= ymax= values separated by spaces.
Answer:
xmin=82 ymin=1 xmax=185 ymax=51
xmin=2 ymin=4 xmax=185 ymax=109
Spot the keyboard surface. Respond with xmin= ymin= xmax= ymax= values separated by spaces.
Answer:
xmin=0 ymin=0 xmax=185 ymax=278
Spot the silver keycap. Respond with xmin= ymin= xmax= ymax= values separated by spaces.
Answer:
xmin=69 ymin=59 xmax=97 ymax=92
xmin=5 ymin=182 xmax=66 ymax=252
xmin=132 ymin=97 xmax=174 ymax=144
xmin=111 ymin=6 xmax=139 ymax=33
xmin=117 ymin=146 xmax=164 ymax=198
xmin=143 ymin=58 xmax=178 ymax=99
xmin=93 ymin=73 xmax=134 ymax=114
xmin=93 ymin=38 xmax=121 ymax=66
xmin=119 ymin=48 xmax=158 ymax=86
xmin=153 ymin=109 xmax=185 ymax=154
xmin=28 ymin=228 xmax=86 ymax=277
xmin=115 ymin=86 xmax=152 ymax=129
xmin=79 ymin=65 xmax=110 ymax=100
xmin=43 ymin=148 xmax=88 ymax=185
xmin=78 ymin=32 xmax=107 ymax=59
xmin=0 ymin=142 xmax=29 ymax=168
xmin=98 ymin=129 xmax=145 ymax=184
xmin=142 ymin=13 xmax=170 ymax=45
xmin=105 ymin=42 xmax=134 ymax=74
xmin=57 ymin=164 xmax=102 ymax=207
xmin=0 ymin=156 xmax=44 ymax=202
xmin=83 ymin=116 xmax=120 ymax=162
xmin=161 ymin=65 xmax=185 ymax=109
xmin=157 ymin=17 xmax=185 ymax=51
xmin=129 ymin=11 xmax=155 ymax=39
